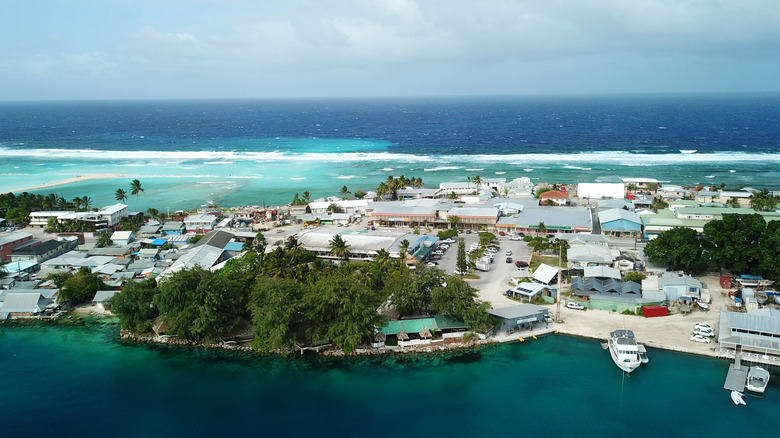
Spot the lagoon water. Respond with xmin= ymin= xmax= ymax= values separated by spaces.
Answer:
xmin=2 ymin=94 xmax=780 ymax=211
xmin=2 ymin=321 xmax=777 ymax=437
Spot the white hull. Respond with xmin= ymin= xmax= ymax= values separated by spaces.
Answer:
xmin=731 ymin=391 xmax=746 ymax=405
xmin=746 ymin=366 xmax=770 ymax=393
xmin=608 ymin=330 xmax=642 ymax=373
xmin=609 ymin=344 xmax=641 ymax=373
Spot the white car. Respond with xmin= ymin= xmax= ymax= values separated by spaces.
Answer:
xmin=566 ymin=302 xmax=584 ymax=310
xmin=505 ymin=250 xmax=512 ymax=256
xmin=453 ymin=269 xmax=467 ymax=275
xmin=694 ymin=328 xmax=715 ymax=338
xmin=690 ymin=334 xmax=711 ymax=344
xmin=694 ymin=323 xmax=713 ymax=331
xmin=442 ymin=238 xmax=455 ymax=244
xmin=508 ymin=235 xmax=523 ymax=241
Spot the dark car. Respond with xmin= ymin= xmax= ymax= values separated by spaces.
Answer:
xmin=515 ymin=260 xmax=528 ymax=268
xmin=505 ymin=257 xmax=513 ymax=263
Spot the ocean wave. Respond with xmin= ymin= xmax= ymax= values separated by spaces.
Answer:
xmin=465 ymin=168 xmax=484 ymax=171
xmin=563 ymin=165 xmax=592 ymax=170
xmin=334 ymin=175 xmax=360 ymax=179
xmin=3 ymin=147 xmax=780 ymax=166
xmin=290 ymin=177 xmax=306 ymax=181
xmin=424 ymin=166 xmax=462 ymax=171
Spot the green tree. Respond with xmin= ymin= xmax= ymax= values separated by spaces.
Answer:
xmin=354 ymin=190 xmax=367 ymax=199
xmin=188 ymin=234 xmax=203 ymax=245
xmin=478 ymin=232 xmax=496 ymax=247
xmin=153 ymin=267 xmax=245 ymax=342
xmin=749 ymin=189 xmax=780 ymax=211
xmin=704 ymin=213 xmax=766 ymax=274
xmin=340 ymin=185 xmax=350 ymax=199
xmin=398 ymin=239 xmax=410 ymax=264
xmin=651 ymin=197 xmax=669 ymax=212
xmin=107 ymin=278 xmax=159 ymax=332
xmin=456 ymin=237 xmax=468 ymax=275
xmin=96 ymin=232 xmax=113 ymax=248
xmin=643 ymin=227 xmax=706 ymax=273
xmin=249 ymin=277 xmax=305 ymax=352
xmin=305 ymin=275 xmax=384 ymax=353
xmin=624 ymin=271 xmax=646 ymax=283
xmin=57 ymin=267 xmax=107 ymax=304
xmin=302 ymin=191 xmax=311 ymax=203
xmin=385 ymin=267 xmax=442 ymax=316
xmin=431 ymin=275 xmax=492 ymax=332
xmin=537 ymin=222 xmax=547 ymax=236
xmin=447 ymin=215 xmax=460 ymax=230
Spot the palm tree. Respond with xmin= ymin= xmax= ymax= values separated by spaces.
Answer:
xmin=115 ymin=188 xmax=128 ymax=203
xmin=43 ymin=193 xmax=57 ymax=210
xmin=447 ymin=215 xmax=460 ymax=230
xmin=340 ymin=185 xmax=350 ymax=199
xmin=376 ymin=182 xmax=388 ymax=200
xmin=55 ymin=196 xmax=68 ymax=210
xmin=302 ymin=191 xmax=311 ymax=203
xmin=130 ymin=179 xmax=144 ymax=209
xmin=329 ymin=234 xmax=350 ymax=262
xmin=399 ymin=239 xmax=410 ymax=266
xmin=81 ymin=196 xmax=91 ymax=210
xmin=473 ymin=175 xmax=482 ymax=190
xmin=372 ymin=249 xmax=392 ymax=271
xmin=71 ymin=197 xmax=83 ymax=211
xmin=537 ymin=222 xmax=547 ymax=236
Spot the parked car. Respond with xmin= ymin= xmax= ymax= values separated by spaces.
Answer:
xmin=694 ymin=323 xmax=713 ymax=331
xmin=505 ymin=257 xmax=513 ymax=263
xmin=690 ymin=334 xmax=711 ymax=344
xmin=454 ymin=269 xmax=467 ymax=275
xmin=499 ymin=231 xmax=506 ymax=236
xmin=566 ymin=302 xmax=584 ymax=310
xmin=694 ymin=328 xmax=715 ymax=338
xmin=425 ymin=262 xmax=438 ymax=267
xmin=505 ymin=250 xmax=512 ymax=256
xmin=514 ymin=260 xmax=529 ymax=268
xmin=508 ymin=235 xmax=523 ymax=241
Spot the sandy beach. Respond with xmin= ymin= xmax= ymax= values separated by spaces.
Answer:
xmin=2 ymin=173 xmax=125 ymax=193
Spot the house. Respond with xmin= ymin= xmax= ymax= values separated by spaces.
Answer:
xmin=577 ymin=183 xmax=625 ymax=200
xmin=184 ymin=214 xmax=218 ymax=234
xmin=598 ymin=208 xmax=643 ymax=238
xmin=488 ymin=304 xmax=550 ymax=332
xmin=137 ymin=222 xmax=162 ymax=238
xmin=0 ymin=231 xmax=33 ymax=261
xmin=10 ymin=239 xmax=77 ymax=264
xmin=497 ymin=204 xmax=593 ymax=235
xmin=537 ymin=190 xmax=569 ymax=206
xmin=27 ymin=211 xmax=73 ymax=228
xmin=642 ymin=271 xmax=702 ymax=302
xmin=567 ymin=244 xmax=617 ymax=269
xmin=111 ymin=231 xmax=135 ymax=246
xmin=161 ymin=221 xmax=186 ymax=235
xmin=92 ymin=290 xmax=119 ymax=310
xmin=0 ymin=292 xmax=54 ymax=319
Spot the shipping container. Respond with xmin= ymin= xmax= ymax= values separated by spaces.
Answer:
xmin=720 ymin=275 xmax=732 ymax=289
xmin=642 ymin=305 xmax=668 ymax=318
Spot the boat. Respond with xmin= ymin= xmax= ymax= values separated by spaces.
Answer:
xmin=607 ymin=329 xmax=643 ymax=373
xmin=731 ymin=390 xmax=746 ymax=406
xmin=746 ymin=366 xmax=770 ymax=393
xmin=754 ymin=290 xmax=768 ymax=305
xmin=637 ymin=344 xmax=649 ymax=364
xmin=696 ymin=301 xmax=709 ymax=311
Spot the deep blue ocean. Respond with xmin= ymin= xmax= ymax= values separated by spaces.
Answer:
xmin=1 ymin=321 xmax=777 ymax=438
xmin=2 ymin=93 xmax=780 ymax=210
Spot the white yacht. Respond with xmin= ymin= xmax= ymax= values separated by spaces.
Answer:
xmin=608 ymin=329 xmax=643 ymax=373
xmin=745 ymin=366 xmax=770 ymax=393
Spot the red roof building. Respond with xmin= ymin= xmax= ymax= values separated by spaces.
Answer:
xmin=538 ymin=190 xmax=570 ymax=206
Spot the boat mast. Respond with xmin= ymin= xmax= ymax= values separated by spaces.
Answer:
xmin=556 ymin=243 xmax=562 ymax=322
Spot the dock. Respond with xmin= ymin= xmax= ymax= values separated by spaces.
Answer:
xmin=723 ymin=364 xmax=747 ymax=392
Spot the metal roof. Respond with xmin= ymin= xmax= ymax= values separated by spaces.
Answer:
xmin=1 ymin=293 xmax=53 ymax=313
xmin=380 ymin=318 xmax=438 ymax=335
xmin=488 ymin=303 xmax=548 ymax=320
xmin=598 ymin=208 xmax=642 ymax=225
xmin=93 ymin=290 xmax=119 ymax=303
xmin=533 ymin=264 xmax=558 ymax=285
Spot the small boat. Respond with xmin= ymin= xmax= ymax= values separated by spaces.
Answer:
xmin=746 ymin=366 xmax=770 ymax=393
xmin=697 ymin=301 xmax=709 ymax=311
xmin=637 ymin=344 xmax=649 ymax=364
xmin=608 ymin=329 xmax=643 ymax=373
xmin=754 ymin=291 xmax=768 ymax=305
xmin=731 ymin=390 xmax=746 ymax=406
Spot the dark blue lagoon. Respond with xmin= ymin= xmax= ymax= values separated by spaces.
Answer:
xmin=1 ymin=322 xmax=777 ymax=438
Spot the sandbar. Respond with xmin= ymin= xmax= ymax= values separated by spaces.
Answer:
xmin=2 ymin=173 xmax=125 ymax=193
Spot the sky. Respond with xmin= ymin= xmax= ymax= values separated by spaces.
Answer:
xmin=1 ymin=0 xmax=779 ymax=101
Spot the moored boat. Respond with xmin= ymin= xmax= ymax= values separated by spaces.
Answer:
xmin=731 ymin=390 xmax=746 ymax=405
xmin=746 ymin=366 xmax=770 ymax=393
xmin=608 ymin=329 xmax=643 ymax=373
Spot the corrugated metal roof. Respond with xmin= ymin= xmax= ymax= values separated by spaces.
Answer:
xmin=488 ymin=303 xmax=548 ymax=319
xmin=380 ymin=318 xmax=438 ymax=335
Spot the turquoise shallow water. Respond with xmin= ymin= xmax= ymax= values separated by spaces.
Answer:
xmin=1 ymin=322 xmax=777 ymax=437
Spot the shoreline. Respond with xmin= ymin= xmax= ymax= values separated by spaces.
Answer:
xmin=3 ymin=173 xmax=125 ymax=193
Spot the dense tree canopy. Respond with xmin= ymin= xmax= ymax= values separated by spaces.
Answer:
xmin=643 ymin=227 xmax=706 ymax=273
xmin=53 ymin=267 xmax=107 ymax=304
xmin=107 ymin=278 xmax=159 ymax=332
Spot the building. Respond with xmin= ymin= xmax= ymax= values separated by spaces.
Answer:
xmin=0 ymin=231 xmax=33 ymax=261
xmin=537 ymin=190 xmax=570 ymax=206
xmin=488 ymin=304 xmax=550 ymax=332
xmin=567 ymin=244 xmax=617 ymax=269
xmin=717 ymin=309 xmax=780 ymax=364
xmin=577 ymin=183 xmax=625 ymax=200
xmin=184 ymin=214 xmax=218 ymax=234
xmin=10 ymin=239 xmax=76 ymax=264
xmin=111 ymin=231 xmax=135 ymax=246
xmin=161 ymin=221 xmax=186 ymax=235
xmin=445 ymin=206 xmax=500 ymax=231
xmin=598 ymin=208 xmax=643 ymax=238
xmin=369 ymin=199 xmax=453 ymax=228
xmin=496 ymin=204 xmax=593 ymax=235
xmin=642 ymin=271 xmax=702 ymax=302
xmin=0 ymin=292 xmax=54 ymax=319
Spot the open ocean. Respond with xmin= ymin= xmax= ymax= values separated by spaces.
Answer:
xmin=2 ymin=93 xmax=780 ymax=210
xmin=1 ymin=321 xmax=778 ymax=438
